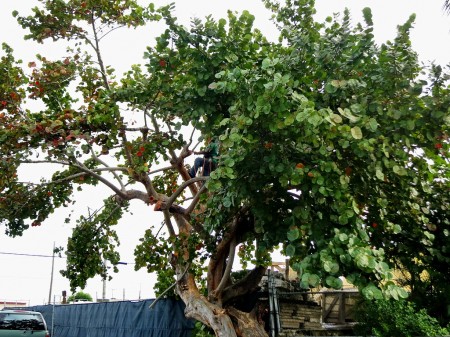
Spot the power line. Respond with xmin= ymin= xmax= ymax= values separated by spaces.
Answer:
xmin=0 ymin=251 xmax=63 ymax=258
xmin=0 ymin=251 xmax=134 ymax=264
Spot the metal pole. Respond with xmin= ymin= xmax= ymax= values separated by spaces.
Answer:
xmin=51 ymin=295 xmax=55 ymax=337
xmin=48 ymin=242 xmax=55 ymax=304
xmin=268 ymin=271 xmax=276 ymax=337
xmin=102 ymin=259 xmax=106 ymax=301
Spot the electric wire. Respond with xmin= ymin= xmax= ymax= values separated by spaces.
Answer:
xmin=0 ymin=251 xmax=134 ymax=264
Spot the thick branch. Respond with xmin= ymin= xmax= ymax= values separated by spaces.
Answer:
xmin=163 ymin=210 xmax=176 ymax=237
xmin=208 ymin=230 xmax=235 ymax=296
xmin=71 ymin=161 xmax=128 ymax=199
xmin=165 ymin=176 xmax=208 ymax=210
xmin=214 ymin=237 xmax=237 ymax=298
xmin=185 ymin=184 xmax=207 ymax=214
xmin=207 ymin=207 xmax=253 ymax=297
xmin=222 ymin=266 xmax=267 ymax=305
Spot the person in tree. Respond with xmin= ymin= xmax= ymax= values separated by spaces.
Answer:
xmin=188 ymin=137 xmax=219 ymax=178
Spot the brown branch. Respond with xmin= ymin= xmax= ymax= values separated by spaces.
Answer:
xmin=90 ymin=147 xmax=125 ymax=190
xmin=71 ymin=161 xmax=128 ymax=199
xmin=123 ymin=189 xmax=150 ymax=203
xmin=148 ymin=164 xmax=176 ymax=175
xmin=165 ymin=176 xmax=208 ymax=210
xmin=207 ymin=206 xmax=253 ymax=298
xmin=221 ymin=266 xmax=267 ymax=305
xmin=120 ymin=129 xmax=133 ymax=169
xmin=163 ymin=210 xmax=176 ymax=237
xmin=213 ymin=236 xmax=237 ymax=298
xmin=207 ymin=225 xmax=236 ymax=296
xmin=18 ymin=159 xmax=71 ymax=166
xmin=122 ymin=126 xmax=155 ymax=132
xmin=90 ymin=11 xmax=109 ymax=90
xmin=184 ymin=184 xmax=207 ymax=215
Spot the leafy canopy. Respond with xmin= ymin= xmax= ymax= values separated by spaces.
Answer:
xmin=0 ymin=0 xmax=449 ymax=310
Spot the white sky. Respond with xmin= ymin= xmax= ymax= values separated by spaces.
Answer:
xmin=0 ymin=0 xmax=449 ymax=306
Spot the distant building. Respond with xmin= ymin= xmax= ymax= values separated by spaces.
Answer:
xmin=0 ymin=300 xmax=29 ymax=309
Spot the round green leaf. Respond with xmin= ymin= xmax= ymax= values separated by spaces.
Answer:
xmin=351 ymin=126 xmax=363 ymax=139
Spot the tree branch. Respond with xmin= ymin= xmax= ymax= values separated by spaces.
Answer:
xmin=71 ymin=160 xmax=128 ymax=199
xmin=163 ymin=210 xmax=176 ymax=237
xmin=165 ymin=176 xmax=208 ymax=210
xmin=214 ymin=236 xmax=237 ymax=298
xmin=184 ymin=183 xmax=207 ymax=215
xmin=90 ymin=147 xmax=125 ymax=190
xmin=221 ymin=266 xmax=267 ymax=305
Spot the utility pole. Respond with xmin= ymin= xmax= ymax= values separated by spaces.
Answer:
xmin=48 ymin=242 xmax=55 ymax=304
xmin=102 ymin=259 xmax=107 ymax=301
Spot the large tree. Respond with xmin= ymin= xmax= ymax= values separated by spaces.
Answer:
xmin=1 ymin=0 xmax=449 ymax=336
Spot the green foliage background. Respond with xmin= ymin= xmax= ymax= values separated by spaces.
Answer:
xmin=354 ymin=299 xmax=449 ymax=337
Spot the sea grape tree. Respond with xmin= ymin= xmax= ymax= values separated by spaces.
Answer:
xmin=1 ymin=0 xmax=449 ymax=336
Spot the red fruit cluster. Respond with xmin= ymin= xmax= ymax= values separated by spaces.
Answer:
xmin=136 ymin=146 xmax=145 ymax=157
xmin=31 ymin=221 xmax=41 ymax=227
xmin=29 ymin=80 xmax=44 ymax=98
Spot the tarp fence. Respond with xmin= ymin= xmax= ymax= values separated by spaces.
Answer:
xmin=22 ymin=299 xmax=195 ymax=337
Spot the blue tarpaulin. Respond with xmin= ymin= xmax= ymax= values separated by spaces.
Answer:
xmin=24 ymin=299 xmax=195 ymax=337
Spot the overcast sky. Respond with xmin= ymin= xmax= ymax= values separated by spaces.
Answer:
xmin=0 ymin=0 xmax=449 ymax=306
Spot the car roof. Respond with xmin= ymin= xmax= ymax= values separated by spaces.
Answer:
xmin=0 ymin=310 xmax=42 ymax=315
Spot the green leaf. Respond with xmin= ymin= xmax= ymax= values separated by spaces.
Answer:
xmin=285 ymin=114 xmax=295 ymax=126
xmin=362 ymin=284 xmax=383 ymax=300
xmin=338 ymin=233 xmax=348 ymax=242
xmin=261 ymin=58 xmax=271 ymax=70
xmin=351 ymin=126 xmax=363 ymax=139
xmin=393 ymin=224 xmax=402 ymax=234
xmin=367 ymin=118 xmax=378 ymax=131
xmin=325 ymin=275 xmax=343 ymax=289
xmin=376 ymin=168 xmax=384 ymax=181
xmin=325 ymin=82 xmax=337 ymax=94
xmin=397 ymin=287 xmax=409 ymax=299
xmin=302 ymin=273 xmax=320 ymax=287
xmin=330 ymin=113 xmax=342 ymax=124
xmin=392 ymin=165 xmax=407 ymax=176
xmin=324 ymin=260 xmax=339 ymax=274
xmin=285 ymin=244 xmax=296 ymax=257
xmin=338 ymin=107 xmax=360 ymax=122
xmin=287 ymin=227 xmax=300 ymax=241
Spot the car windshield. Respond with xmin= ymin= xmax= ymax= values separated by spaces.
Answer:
xmin=0 ymin=312 xmax=45 ymax=330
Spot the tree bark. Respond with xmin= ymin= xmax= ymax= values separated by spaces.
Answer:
xmin=176 ymin=262 xmax=269 ymax=337
xmin=179 ymin=284 xmax=269 ymax=337
xmin=228 ymin=307 xmax=269 ymax=337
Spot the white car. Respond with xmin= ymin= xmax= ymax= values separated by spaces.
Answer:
xmin=0 ymin=310 xmax=49 ymax=337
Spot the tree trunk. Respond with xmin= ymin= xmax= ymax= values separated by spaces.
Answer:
xmin=182 ymin=290 xmax=237 ymax=337
xmin=228 ymin=307 xmax=269 ymax=337
xmin=177 ymin=272 xmax=268 ymax=337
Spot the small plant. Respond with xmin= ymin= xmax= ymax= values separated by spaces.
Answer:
xmin=354 ymin=298 xmax=449 ymax=337
xmin=191 ymin=321 xmax=215 ymax=337
xmin=67 ymin=291 xmax=93 ymax=303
